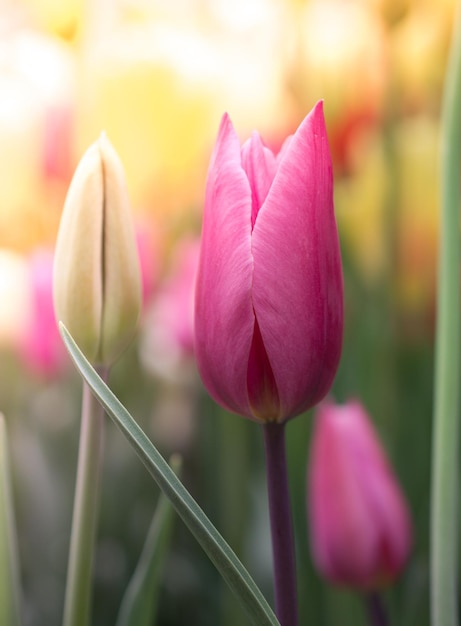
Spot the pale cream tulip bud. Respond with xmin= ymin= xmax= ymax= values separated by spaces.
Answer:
xmin=53 ymin=133 xmax=141 ymax=366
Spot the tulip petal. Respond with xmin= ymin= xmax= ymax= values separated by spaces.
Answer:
xmin=349 ymin=406 xmax=412 ymax=579
xmin=246 ymin=315 xmax=280 ymax=420
xmin=241 ymin=133 xmax=277 ymax=229
xmin=195 ymin=114 xmax=255 ymax=418
xmin=53 ymin=143 xmax=104 ymax=362
xmin=99 ymin=134 xmax=142 ymax=364
xmin=251 ymin=101 xmax=343 ymax=418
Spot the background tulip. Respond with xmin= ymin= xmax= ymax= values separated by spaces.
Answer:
xmin=18 ymin=249 xmax=67 ymax=377
xmin=141 ymin=238 xmax=199 ymax=382
xmin=195 ymin=100 xmax=343 ymax=423
xmin=308 ymin=400 xmax=412 ymax=590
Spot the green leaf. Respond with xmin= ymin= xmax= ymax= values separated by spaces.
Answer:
xmin=0 ymin=414 xmax=22 ymax=626
xmin=431 ymin=5 xmax=461 ymax=626
xmin=116 ymin=455 xmax=181 ymax=626
xmin=60 ymin=323 xmax=280 ymax=626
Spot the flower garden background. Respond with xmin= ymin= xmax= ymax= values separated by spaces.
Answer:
xmin=0 ymin=0 xmax=454 ymax=624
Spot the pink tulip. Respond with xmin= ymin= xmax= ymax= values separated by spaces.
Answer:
xmin=18 ymin=249 xmax=67 ymax=377
xmin=42 ymin=104 xmax=74 ymax=184
xmin=141 ymin=238 xmax=199 ymax=379
xmin=135 ymin=220 xmax=159 ymax=306
xmin=155 ymin=239 xmax=199 ymax=357
xmin=195 ymin=101 xmax=343 ymax=422
xmin=308 ymin=400 xmax=412 ymax=589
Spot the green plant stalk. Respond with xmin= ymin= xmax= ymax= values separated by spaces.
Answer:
xmin=431 ymin=3 xmax=461 ymax=626
xmin=63 ymin=369 xmax=109 ymax=626
xmin=0 ymin=415 xmax=22 ymax=626
xmin=60 ymin=323 xmax=280 ymax=626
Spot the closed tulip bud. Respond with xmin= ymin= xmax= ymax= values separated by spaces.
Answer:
xmin=308 ymin=401 xmax=412 ymax=590
xmin=195 ymin=101 xmax=343 ymax=423
xmin=53 ymin=133 xmax=141 ymax=366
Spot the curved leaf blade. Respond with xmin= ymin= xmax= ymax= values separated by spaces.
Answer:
xmin=60 ymin=323 xmax=279 ymax=626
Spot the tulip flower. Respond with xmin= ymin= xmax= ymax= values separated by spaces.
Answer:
xmin=54 ymin=135 xmax=142 ymax=626
xmin=53 ymin=133 xmax=141 ymax=366
xmin=308 ymin=400 xmax=412 ymax=590
xmin=195 ymin=100 xmax=343 ymax=423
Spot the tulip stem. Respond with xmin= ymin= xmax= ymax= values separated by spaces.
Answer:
xmin=63 ymin=368 xmax=109 ymax=626
xmin=364 ymin=592 xmax=388 ymax=626
xmin=431 ymin=2 xmax=461 ymax=626
xmin=263 ymin=422 xmax=298 ymax=626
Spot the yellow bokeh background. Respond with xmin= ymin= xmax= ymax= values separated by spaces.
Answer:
xmin=0 ymin=0 xmax=455 ymax=336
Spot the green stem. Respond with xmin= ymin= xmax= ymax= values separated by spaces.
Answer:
xmin=63 ymin=368 xmax=109 ymax=626
xmin=0 ymin=415 xmax=22 ymax=626
xmin=430 ymin=3 xmax=461 ymax=626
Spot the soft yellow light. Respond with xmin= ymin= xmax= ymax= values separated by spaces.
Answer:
xmin=0 ymin=251 xmax=31 ymax=347
xmin=0 ymin=28 xmax=76 ymax=251
xmin=76 ymin=5 xmax=292 ymax=231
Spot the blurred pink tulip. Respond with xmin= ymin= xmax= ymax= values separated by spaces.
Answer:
xmin=42 ymin=104 xmax=74 ymax=184
xmin=195 ymin=101 xmax=343 ymax=422
xmin=308 ymin=400 xmax=412 ymax=590
xmin=18 ymin=249 xmax=67 ymax=377
xmin=161 ymin=240 xmax=199 ymax=357
xmin=135 ymin=220 xmax=159 ymax=306
xmin=141 ymin=239 xmax=199 ymax=380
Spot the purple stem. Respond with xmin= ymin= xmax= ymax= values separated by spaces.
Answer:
xmin=263 ymin=421 xmax=299 ymax=626
xmin=365 ymin=591 xmax=389 ymax=626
